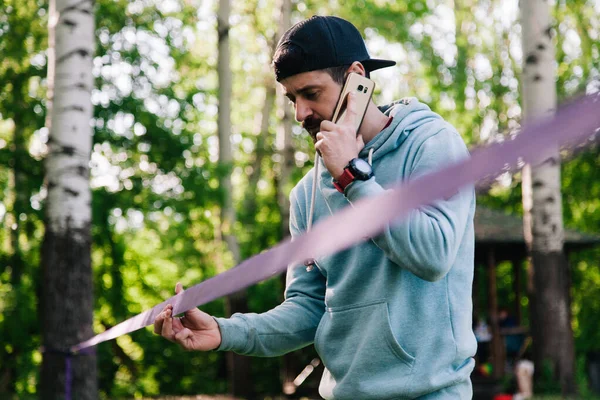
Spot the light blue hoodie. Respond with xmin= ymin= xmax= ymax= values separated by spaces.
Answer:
xmin=216 ymin=98 xmax=477 ymax=399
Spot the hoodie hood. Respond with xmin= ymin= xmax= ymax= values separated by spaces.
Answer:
xmin=358 ymin=97 xmax=444 ymax=163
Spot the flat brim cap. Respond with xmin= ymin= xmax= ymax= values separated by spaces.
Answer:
xmin=273 ymin=16 xmax=396 ymax=81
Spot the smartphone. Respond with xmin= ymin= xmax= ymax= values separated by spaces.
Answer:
xmin=331 ymin=72 xmax=375 ymax=134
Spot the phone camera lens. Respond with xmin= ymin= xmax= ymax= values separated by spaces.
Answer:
xmin=357 ymin=85 xmax=364 ymax=92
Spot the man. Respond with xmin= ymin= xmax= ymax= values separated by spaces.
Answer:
xmin=499 ymin=308 xmax=525 ymax=365
xmin=154 ymin=15 xmax=476 ymax=399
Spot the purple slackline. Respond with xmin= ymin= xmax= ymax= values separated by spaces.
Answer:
xmin=72 ymin=93 xmax=600 ymax=353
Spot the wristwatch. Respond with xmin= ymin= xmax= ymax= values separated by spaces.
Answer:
xmin=333 ymin=158 xmax=373 ymax=193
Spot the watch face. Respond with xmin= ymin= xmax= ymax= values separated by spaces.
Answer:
xmin=350 ymin=158 xmax=373 ymax=180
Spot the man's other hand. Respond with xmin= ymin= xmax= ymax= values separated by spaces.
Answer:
xmin=153 ymin=282 xmax=222 ymax=351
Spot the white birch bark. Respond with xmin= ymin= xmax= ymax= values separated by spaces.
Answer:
xmin=521 ymin=0 xmax=563 ymax=253
xmin=520 ymin=0 xmax=575 ymax=394
xmin=45 ymin=0 xmax=95 ymax=236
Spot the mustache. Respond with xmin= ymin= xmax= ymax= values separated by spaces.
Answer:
xmin=302 ymin=118 xmax=321 ymax=140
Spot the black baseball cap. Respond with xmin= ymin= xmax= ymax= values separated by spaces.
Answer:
xmin=273 ymin=16 xmax=396 ymax=82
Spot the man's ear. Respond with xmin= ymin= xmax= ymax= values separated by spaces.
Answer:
xmin=347 ymin=61 xmax=366 ymax=76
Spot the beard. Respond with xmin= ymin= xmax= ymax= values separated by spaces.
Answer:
xmin=302 ymin=116 xmax=323 ymax=143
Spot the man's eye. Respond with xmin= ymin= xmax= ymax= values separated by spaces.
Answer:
xmin=305 ymin=92 xmax=317 ymax=100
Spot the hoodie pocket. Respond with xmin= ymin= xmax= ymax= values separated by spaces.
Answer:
xmin=314 ymin=300 xmax=415 ymax=398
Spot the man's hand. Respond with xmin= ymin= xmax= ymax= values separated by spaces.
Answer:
xmin=315 ymin=92 xmax=365 ymax=180
xmin=153 ymin=282 xmax=222 ymax=351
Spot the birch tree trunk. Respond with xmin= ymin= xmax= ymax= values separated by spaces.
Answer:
xmin=273 ymin=0 xmax=299 ymax=395
xmin=276 ymin=0 xmax=294 ymax=241
xmin=216 ymin=0 xmax=252 ymax=397
xmin=520 ymin=0 xmax=576 ymax=394
xmin=40 ymin=0 xmax=97 ymax=399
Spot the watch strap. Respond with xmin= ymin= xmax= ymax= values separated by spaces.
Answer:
xmin=333 ymin=168 xmax=355 ymax=193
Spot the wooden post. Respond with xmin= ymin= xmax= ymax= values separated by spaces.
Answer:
xmin=513 ymin=256 xmax=522 ymax=325
xmin=488 ymin=249 xmax=504 ymax=379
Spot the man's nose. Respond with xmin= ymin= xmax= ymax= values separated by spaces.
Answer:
xmin=294 ymin=99 xmax=312 ymax=122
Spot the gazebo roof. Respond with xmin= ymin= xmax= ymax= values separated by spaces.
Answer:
xmin=475 ymin=206 xmax=600 ymax=250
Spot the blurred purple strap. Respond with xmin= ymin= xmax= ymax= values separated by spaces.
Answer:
xmin=73 ymin=93 xmax=600 ymax=353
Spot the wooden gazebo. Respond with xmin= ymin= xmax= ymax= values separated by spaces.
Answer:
xmin=473 ymin=206 xmax=600 ymax=378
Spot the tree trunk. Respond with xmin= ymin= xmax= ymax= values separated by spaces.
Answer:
xmin=40 ymin=0 xmax=97 ymax=399
xmin=520 ymin=0 xmax=576 ymax=395
xmin=216 ymin=1 xmax=252 ymax=397
xmin=275 ymin=0 xmax=294 ymax=242
xmin=273 ymin=0 xmax=299 ymax=395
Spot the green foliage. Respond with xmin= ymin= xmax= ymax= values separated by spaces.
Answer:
xmin=535 ymin=358 xmax=564 ymax=394
xmin=561 ymin=148 xmax=600 ymax=356
xmin=0 ymin=0 xmax=47 ymax=397
xmin=571 ymin=247 xmax=600 ymax=354
xmin=576 ymin=354 xmax=600 ymax=399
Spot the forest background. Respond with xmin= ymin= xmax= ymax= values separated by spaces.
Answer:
xmin=0 ymin=0 xmax=599 ymax=398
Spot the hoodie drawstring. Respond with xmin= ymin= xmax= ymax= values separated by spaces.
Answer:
xmin=304 ymin=151 xmax=320 ymax=272
xmin=307 ymin=151 xmax=320 ymax=233
xmin=304 ymin=148 xmax=373 ymax=272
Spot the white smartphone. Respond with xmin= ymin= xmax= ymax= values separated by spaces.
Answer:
xmin=331 ymin=72 xmax=375 ymax=134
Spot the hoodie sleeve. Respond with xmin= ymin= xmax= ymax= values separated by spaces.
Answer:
xmin=214 ymin=188 xmax=326 ymax=356
xmin=343 ymin=128 xmax=474 ymax=282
